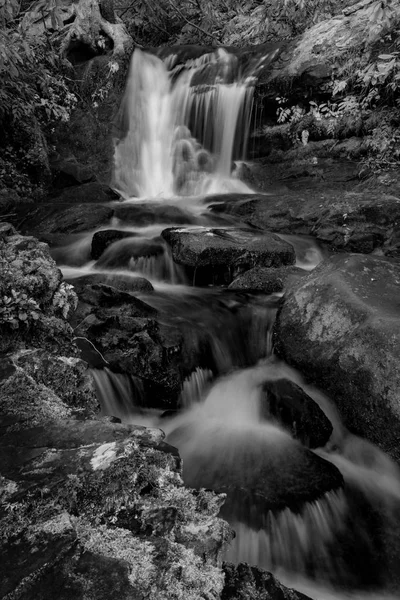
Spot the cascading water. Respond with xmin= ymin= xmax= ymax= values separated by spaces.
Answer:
xmin=51 ymin=45 xmax=400 ymax=600
xmin=113 ymin=48 xmax=256 ymax=198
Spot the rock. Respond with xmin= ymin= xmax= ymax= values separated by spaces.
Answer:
xmin=91 ymin=229 xmax=137 ymax=260
xmin=14 ymin=349 xmax=99 ymax=418
xmin=114 ymin=202 xmax=195 ymax=226
xmin=210 ymin=191 xmax=400 ymax=256
xmin=50 ymin=155 xmax=97 ymax=188
xmin=275 ymin=253 xmax=400 ymax=461
xmin=228 ymin=265 xmax=306 ymax=293
xmin=71 ymin=284 xmax=184 ymax=405
xmin=21 ymin=203 xmax=114 ymax=237
xmin=70 ymin=273 xmax=154 ymax=294
xmin=162 ymin=226 xmax=295 ymax=285
xmin=94 ymin=237 xmax=164 ymax=269
xmin=168 ymin=421 xmax=343 ymax=523
xmin=261 ymin=379 xmax=333 ymax=448
xmin=48 ymin=182 xmax=119 ymax=203
xmin=222 ymin=562 xmax=312 ymax=600
xmin=0 ymin=414 xmax=232 ymax=600
xmin=0 ymin=227 xmax=77 ymax=354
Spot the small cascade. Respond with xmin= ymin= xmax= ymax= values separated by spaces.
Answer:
xmin=225 ymin=490 xmax=348 ymax=579
xmin=113 ymin=48 xmax=256 ymax=198
xmin=179 ymin=367 xmax=213 ymax=409
xmin=91 ymin=367 xmax=144 ymax=419
xmin=128 ymin=247 xmax=186 ymax=284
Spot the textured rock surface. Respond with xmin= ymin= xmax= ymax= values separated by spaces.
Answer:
xmin=261 ymin=379 xmax=333 ymax=449
xmin=210 ymin=191 xmax=400 ymax=256
xmin=275 ymin=253 xmax=400 ymax=460
xmin=69 ymin=272 xmax=154 ymax=294
xmin=162 ymin=226 xmax=295 ymax=285
xmin=91 ymin=229 xmax=137 ymax=260
xmin=228 ymin=265 xmax=305 ymax=293
xmin=222 ymin=562 xmax=312 ymax=600
xmin=0 ymin=223 xmax=77 ymax=354
xmin=71 ymin=283 xmax=184 ymax=405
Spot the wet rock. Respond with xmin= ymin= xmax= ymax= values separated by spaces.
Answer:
xmin=275 ymin=253 xmax=400 ymax=461
xmin=75 ymin=283 xmax=156 ymax=314
xmin=210 ymin=191 xmax=400 ymax=256
xmin=261 ymin=379 xmax=333 ymax=448
xmin=228 ymin=265 xmax=306 ymax=293
xmin=70 ymin=273 xmax=154 ymax=294
xmin=168 ymin=421 xmax=343 ymax=523
xmin=48 ymin=182 xmax=119 ymax=204
xmin=162 ymin=226 xmax=295 ymax=285
xmin=21 ymin=203 xmax=114 ymax=237
xmin=71 ymin=284 xmax=183 ymax=405
xmin=94 ymin=237 xmax=164 ymax=269
xmin=222 ymin=562 xmax=312 ymax=600
xmin=91 ymin=229 xmax=137 ymax=260
xmin=114 ymin=202 xmax=195 ymax=226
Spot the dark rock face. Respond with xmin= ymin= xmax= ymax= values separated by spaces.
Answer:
xmin=228 ymin=265 xmax=306 ymax=293
xmin=21 ymin=203 xmax=114 ymax=237
xmin=71 ymin=283 xmax=184 ymax=405
xmin=91 ymin=229 xmax=137 ymax=260
xmin=275 ymin=253 xmax=400 ymax=461
xmin=169 ymin=422 xmax=343 ymax=522
xmin=69 ymin=273 xmax=154 ymax=294
xmin=162 ymin=226 xmax=295 ymax=285
xmin=210 ymin=191 xmax=400 ymax=257
xmin=114 ymin=202 xmax=195 ymax=226
xmin=48 ymin=182 xmax=120 ymax=203
xmin=222 ymin=562 xmax=312 ymax=600
xmin=261 ymin=379 xmax=333 ymax=449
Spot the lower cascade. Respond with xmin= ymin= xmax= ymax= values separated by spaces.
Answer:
xmin=45 ymin=47 xmax=400 ymax=600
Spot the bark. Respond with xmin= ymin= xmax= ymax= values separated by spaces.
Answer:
xmin=23 ymin=0 xmax=132 ymax=58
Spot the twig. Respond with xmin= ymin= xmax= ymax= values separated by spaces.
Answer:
xmin=167 ymin=0 xmax=220 ymax=43
xmin=73 ymin=336 xmax=110 ymax=365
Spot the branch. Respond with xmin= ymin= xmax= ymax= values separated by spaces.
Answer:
xmin=167 ymin=0 xmax=220 ymax=43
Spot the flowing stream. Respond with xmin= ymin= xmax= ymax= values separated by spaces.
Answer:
xmin=59 ymin=49 xmax=400 ymax=599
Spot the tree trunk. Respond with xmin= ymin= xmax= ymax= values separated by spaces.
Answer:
xmin=23 ymin=0 xmax=132 ymax=58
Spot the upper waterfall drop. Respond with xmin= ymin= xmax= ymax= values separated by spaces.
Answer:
xmin=113 ymin=48 xmax=256 ymax=199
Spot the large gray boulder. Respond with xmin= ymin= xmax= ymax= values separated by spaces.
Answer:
xmin=275 ymin=253 xmax=400 ymax=460
xmin=162 ymin=226 xmax=295 ymax=285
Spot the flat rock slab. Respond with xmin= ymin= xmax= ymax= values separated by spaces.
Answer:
xmin=209 ymin=191 xmax=400 ymax=256
xmin=20 ymin=203 xmax=114 ymax=236
xmin=275 ymin=253 xmax=400 ymax=460
xmin=162 ymin=226 xmax=295 ymax=285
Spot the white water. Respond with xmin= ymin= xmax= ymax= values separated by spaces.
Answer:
xmin=113 ymin=49 xmax=256 ymax=199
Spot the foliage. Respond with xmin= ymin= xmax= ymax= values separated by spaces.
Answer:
xmin=0 ymin=288 xmax=41 ymax=329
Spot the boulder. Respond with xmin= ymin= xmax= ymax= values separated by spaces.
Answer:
xmin=222 ymin=562 xmax=312 ymax=600
xmin=162 ymin=226 xmax=295 ymax=285
xmin=261 ymin=379 xmax=333 ymax=448
xmin=0 ymin=414 xmax=232 ymax=600
xmin=91 ymin=229 xmax=137 ymax=260
xmin=275 ymin=253 xmax=400 ymax=460
xmin=21 ymin=203 xmax=114 ymax=237
xmin=0 ymin=225 xmax=77 ymax=354
xmin=209 ymin=191 xmax=400 ymax=257
xmin=71 ymin=284 xmax=183 ymax=405
xmin=114 ymin=202 xmax=195 ymax=226
xmin=228 ymin=265 xmax=306 ymax=293
xmin=69 ymin=273 xmax=154 ymax=294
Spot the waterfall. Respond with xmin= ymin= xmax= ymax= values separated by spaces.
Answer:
xmin=113 ymin=48 xmax=256 ymax=199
